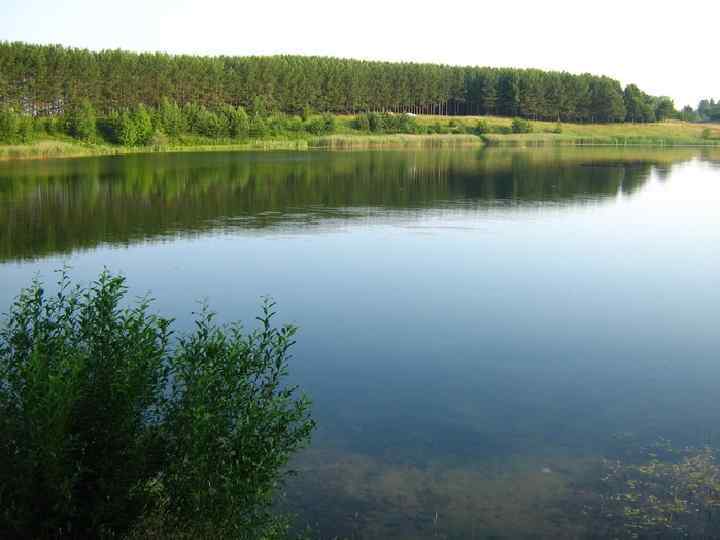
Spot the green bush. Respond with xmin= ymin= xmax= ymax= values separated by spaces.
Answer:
xmin=382 ymin=113 xmax=418 ymax=134
xmin=249 ymin=115 xmax=268 ymax=138
xmin=107 ymin=110 xmax=138 ymax=146
xmin=321 ymin=112 xmax=336 ymax=134
xmin=148 ymin=130 xmax=169 ymax=147
xmin=474 ymin=119 xmax=490 ymax=135
xmin=301 ymin=105 xmax=313 ymax=122
xmin=0 ymin=271 xmax=314 ymax=539
xmin=219 ymin=104 xmax=249 ymax=139
xmin=304 ymin=113 xmax=336 ymax=135
xmin=267 ymin=113 xmax=291 ymax=136
xmin=133 ymin=104 xmax=154 ymax=145
xmin=702 ymin=128 xmax=713 ymax=140
xmin=66 ymin=99 xmax=97 ymax=140
xmin=182 ymin=103 xmax=206 ymax=136
xmin=511 ymin=117 xmax=533 ymax=134
xmin=157 ymin=98 xmax=186 ymax=137
xmin=352 ymin=113 xmax=426 ymax=133
xmin=43 ymin=116 xmax=63 ymax=135
xmin=0 ymin=106 xmax=20 ymax=143
xmin=366 ymin=112 xmax=384 ymax=133
xmin=427 ymin=122 xmax=450 ymax=134
xmin=283 ymin=115 xmax=305 ymax=133
xmin=193 ymin=107 xmax=224 ymax=138
xmin=447 ymin=120 xmax=468 ymax=134
xmin=353 ymin=113 xmax=371 ymax=132
xmin=250 ymin=96 xmax=269 ymax=118
xmin=16 ymin=115 xmax=34 ymax=143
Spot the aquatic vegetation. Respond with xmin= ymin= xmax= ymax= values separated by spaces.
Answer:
xmin=594 ymin=440 xmax=720 ymax=537
xmin=282 ymin=448 xmax=591 ymax=539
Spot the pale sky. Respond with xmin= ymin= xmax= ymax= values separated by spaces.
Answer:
xmin=2 ymin=0 xmax=718 ymax=109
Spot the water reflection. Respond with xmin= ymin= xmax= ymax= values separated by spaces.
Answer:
xmin=0 ymin=147 xmax=710 ymax=262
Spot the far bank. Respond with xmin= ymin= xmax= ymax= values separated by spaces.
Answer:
xmin=1 ymin=115 xmax=719 ymax=162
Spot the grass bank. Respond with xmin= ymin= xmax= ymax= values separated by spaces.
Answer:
xmin=0 ymin=138 xmax=312 ymax=161
xmin=2 ymin=117 xmax=720 ymax=162
xmin=405 ymin=115 xmax=720 ymax=147
xmin=0 ymin=134 xmax=483 ymax=162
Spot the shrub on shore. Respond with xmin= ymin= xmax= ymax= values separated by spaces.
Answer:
xmin=511 ymin=117 xmax=533 ymax=134
xmin=0 ymin=270 xmax=314 ymax=539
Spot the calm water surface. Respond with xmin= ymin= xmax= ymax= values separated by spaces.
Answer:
xmin=1 ymin=147 xmax=719 ymax=538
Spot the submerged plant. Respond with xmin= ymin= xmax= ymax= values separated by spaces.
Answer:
xmin=594 ymin=440 xmax=720 ymax=537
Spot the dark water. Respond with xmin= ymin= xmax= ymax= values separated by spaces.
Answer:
xmin=1 ymin=147 xmax=719 ymax=538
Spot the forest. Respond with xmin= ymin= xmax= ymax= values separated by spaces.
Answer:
xmin=0 ymin=41 xmax=677 ymax=125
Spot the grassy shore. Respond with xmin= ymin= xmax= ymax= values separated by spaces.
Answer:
xmin=409 ymin=115 xmax=720 ymax=147
xmin=0 ymin=138 xmax=312 ymax=161
xmin=2 ymin=117 xmax=719 ymax=162
xmin=0 ymin=134 xmax=483 ymax=162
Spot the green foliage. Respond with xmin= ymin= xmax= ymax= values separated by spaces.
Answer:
xmin=251 ymin=95 xmax=269 ymax=118
xmin=301 ymin=105 xmax=313 ymax=122
xmin=133 ymin=104 xmax=154 ymax=145
xmin=66 ymin=99 xmax=97 ymax=141
xmin=0 ymin=108 xmax=37 ymax=144
xmin=367 ymin=112 xmax=385 ymax=133
xmin=109 ymin=110 xmax=138 ymax=146
xmin=353 ymin=113 xmax=420 ymax=134
xmin=0 ymin=42 xmax=676 ymax=125
xmin=283 ymin=115 xmax=305 ymax=133
xmin=249 ymin=115 xmax=268 ymax=138
xmin=161 ymin=303 xmax=314 ymax=536
xmin=677 ymin=105 xmax=700 ymax=123
xmin=183 ymin=104 xmax=225 ymax=138
xmin=0 ymin=271 xmax=314 ymax=539
xmin=702 ymin=128 xmax=713 ymax=140
xmin=353 ymin=113 xmax=371 ymax=132
xmin=322 ymin=112 xmax=336 ymax=134
xmin=552 ymin=122 xmax=563 ymax=134
xmin=148 ymin=130 xmax=169 ymax=147
xmin=474 ymin=119 xmax=490 ymax=135
xmin=511 ymin=117 xmax=533 ymax=134
xmin=304 ymin=113 xmax=336 ymax=136
xmin=16 ymin=115 xmax=34 ymax=143
xmin=0 ymin=106 xmax=20 ymax=143
xmin=157 ymin=97 xmax=186 ymax=137
xmin=266 ymin=113 xmax=289 ymax=136
xmin=383 ymin=113 xmax=418 ymax=134
xmin=623 ymin=85 xmax=676 ymax=124
xmin=0 ymin=271 xmax=169 ymax=537
xmin=37 ymin=115 xmax=63 ymax=136
xmin=182 ymin=103 xmax=204 ymax=136
xmin=589 ymin=77 xmax=626 ymax=122
xmin=654 ymin=97 xmax=675 ymax=122
xmin=219 ymin=104 xmax=249 ymax=139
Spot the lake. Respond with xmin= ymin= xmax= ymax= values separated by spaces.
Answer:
xmin=1 ymin=147 xmax=719 ymax=538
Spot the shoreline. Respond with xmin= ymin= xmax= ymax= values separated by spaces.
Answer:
xmin=1 ymin=131 xmax=719 ymax=163
xmin=0 ymin=134 xmax=485 ymax=162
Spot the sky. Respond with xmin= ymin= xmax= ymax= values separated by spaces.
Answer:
xmin=2 ymin=0 xmax=718 ymax=108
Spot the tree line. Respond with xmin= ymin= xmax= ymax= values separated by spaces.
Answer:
xmin=677 ymin=99 xmax=720 ymax=123
xmin=3 ymin=95 xmax=544 ymax=146
xmin=0 ymin=41 xmax=678 ymax=125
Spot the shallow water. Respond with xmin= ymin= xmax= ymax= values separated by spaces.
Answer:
xmin=1 ymin=147 xmax=719 ymax=538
